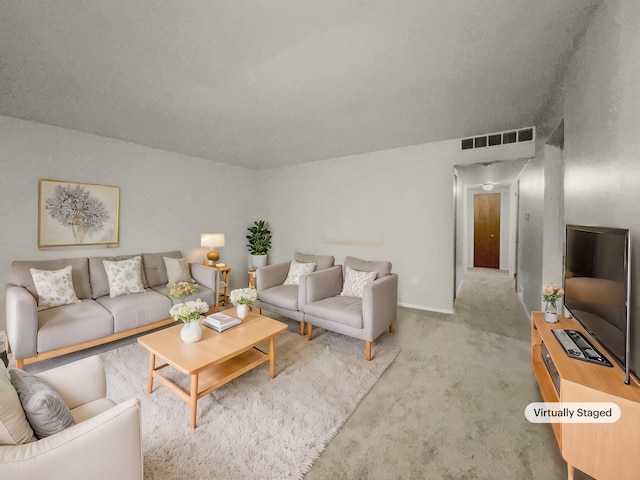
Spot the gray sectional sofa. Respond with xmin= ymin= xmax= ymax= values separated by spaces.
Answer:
xmin=6 ymin=251 xmax=219 ymax=369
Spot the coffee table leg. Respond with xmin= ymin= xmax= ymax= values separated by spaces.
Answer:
xmin=147 ymin=353 xmax=155 ymax=393
xmin=189 ymin=374 xmax=198 ymax=428
xmin=269 ymin=336 xmax=276 ymax=379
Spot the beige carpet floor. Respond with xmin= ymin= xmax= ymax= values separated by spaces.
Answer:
xmin=98 ymin=326 xmax=399 ymax=480
xmin=304 ymin=267 xmax=594 ymax=480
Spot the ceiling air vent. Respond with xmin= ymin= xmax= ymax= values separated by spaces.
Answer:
xmin=461 ymin=127 xmax=535 ymax=150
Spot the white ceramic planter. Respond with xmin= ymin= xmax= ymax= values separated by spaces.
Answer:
xmin=180 ymin=320 xmax=203 ymax=343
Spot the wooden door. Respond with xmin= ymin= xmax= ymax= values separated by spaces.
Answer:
xmin=474 ymin=193 xmax=500 ymax=268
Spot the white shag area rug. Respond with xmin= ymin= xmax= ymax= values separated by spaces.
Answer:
xmin=100 ymin=329 xmax=399 ymax=480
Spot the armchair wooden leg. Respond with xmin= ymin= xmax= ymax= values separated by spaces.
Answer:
xmin=307 ymin=324 xmax=313 ymax=340
xmin=366 ymin=341 xmax=372 ymax=361
xmin=300 ymin=321 xmax=305 ymax=336
xmin=255 ymin=307 xmax=262 ymax=315
xmin=389 ymin=323 xmax=394 ymax=334
xmin=16 ymin=358 xmax=25 ymax=370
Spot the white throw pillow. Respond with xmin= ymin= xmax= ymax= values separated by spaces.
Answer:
xmin=340 ymin=266 xmax=377 ymax=298
xmin=164 ymin=257 xmax=195 ymax=284
xmin=30 ymin=266 xmax=81 ymax=311
xmin=283 ymin=260 xmax=316 ymax=286
xmin=103 ymin=256 xmax=146 ymax=298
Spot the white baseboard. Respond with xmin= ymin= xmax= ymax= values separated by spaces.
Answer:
xmin=398 ymin=302 xmax=454 ymax=315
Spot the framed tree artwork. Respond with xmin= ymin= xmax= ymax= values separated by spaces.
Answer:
xmin=38 ymin=179 xmax=120 ymax=248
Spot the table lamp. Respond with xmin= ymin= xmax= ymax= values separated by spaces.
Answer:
xmin=201 ymin=233 xmax=225 ymax=265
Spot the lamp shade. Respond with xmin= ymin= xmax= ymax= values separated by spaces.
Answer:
xmin=201 ymin=233 xmax=225 ymax=248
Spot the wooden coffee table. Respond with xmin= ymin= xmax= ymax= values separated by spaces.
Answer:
xmin=138 ymin=308 xmax=287 ymax=428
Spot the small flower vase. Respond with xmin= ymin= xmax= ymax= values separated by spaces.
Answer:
xmin=544 ymin=300 xmax=558 ymax=323
xmin=236 ymin=304 xmax=249 ymax=319
xmin=180 ymin=319 xmax=203 ymax=343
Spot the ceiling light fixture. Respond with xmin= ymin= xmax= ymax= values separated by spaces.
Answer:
xmin=482 ymin=183 xmax=494 ymax=191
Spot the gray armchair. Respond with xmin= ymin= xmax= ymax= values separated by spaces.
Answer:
xmin=253 ymin=252 xmax=335 ymax=335
xmin=302 ymin=256 xmax=398 ymax=360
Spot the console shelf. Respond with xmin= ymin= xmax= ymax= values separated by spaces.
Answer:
xmin=531 ymin=311 xmax=640 ymax=480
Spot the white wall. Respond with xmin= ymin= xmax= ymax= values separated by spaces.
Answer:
xmin=516 ymin=158 xmax=544 ymax=312
xmin=559 ymin=0 xmax=640 ymax=376
xmin=0 ymin=118 xmax=535 ymax=332
xmin=0 ymin=116 xmax=254 ymax=331
xmin=255 ymin=140 xmax=534 ymax=313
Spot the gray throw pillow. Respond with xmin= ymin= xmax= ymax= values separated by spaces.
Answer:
xmin=9 ymin=368 xmax=76 ymax=439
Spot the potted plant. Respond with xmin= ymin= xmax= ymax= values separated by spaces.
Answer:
xmin=246 ymin=220 xmax=272 ymax=268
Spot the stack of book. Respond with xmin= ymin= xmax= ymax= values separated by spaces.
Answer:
xmin=203 ymin=312 xmax=241 ymax=332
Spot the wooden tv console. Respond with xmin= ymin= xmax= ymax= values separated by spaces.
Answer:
xmin=531 ymin=311 xmax=640 ymax=480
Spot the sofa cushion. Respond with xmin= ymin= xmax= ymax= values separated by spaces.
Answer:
xmin=96 ymin=290 xmax=173 ymax=333
xmin=29 ymin=265 xmax=82 ymax=311
xmin=294 ymin=252 xmax=335 ymax=271
xmin=283 ymin=260 xmax=316 ymax=286
xmin=257 ymin=285 xmax=299 ymax=311
xmin=12 ymin=257 xmax=91 ymax=300
xmin=344 ymin=256 xmax=392 ymax=279
xmin=102 ymin=256 xmax=146 ymax=298
xmin=0 ymin=361 xmax=36 ymax=445
xmin=152 ymin=284 xmax=216 ymax=307
xmin=164 ymin=256 xmax=195 ymax=284
xmin=9 ymin=368 xmax=75 ymax=439
xmin=37 ymin=299 xmax=114 ymax=353
xmin=142 ymin=251 xmax=182 ymax=287
xmin=340 ymin=266 xmax=377 ymax=298
xmin=303 ymin=296 xmax=363 ymax=329
xmin=89 ymin=254 xmax=149 ymax=298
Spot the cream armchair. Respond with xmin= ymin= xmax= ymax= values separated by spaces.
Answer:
xmin=302 ymin=256 xmax=398 ymax=360
xmin=0 ymin=356 xmax=143 ymax=480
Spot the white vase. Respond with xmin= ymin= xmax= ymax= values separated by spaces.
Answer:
xmin=251 ymin=254 xmax=267 ymax=269
xmin=180 ymin=320 xmax=203 ymax=343
xmin=237 ymin=304 xmax=249 ymax=319
xmin=544 ymin=300 xmax=559 ymax=324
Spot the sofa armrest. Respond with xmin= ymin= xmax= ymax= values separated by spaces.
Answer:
xmin=256 ymin=262 xmax=290 ymax=292
xmin=5 ymin=285 xmax=38 ymax=360
xmin=35 ymin=356 xmax=107 ymax=410
xmin=0 ymin=398 xmax=142 ymax=480
xmin=362 ymin=273 xmax=398 ymax=341
xmin=304 ymin=266 xmax=343 ymax=304
xmin=190 ymin=263 xmax=219 ymax=295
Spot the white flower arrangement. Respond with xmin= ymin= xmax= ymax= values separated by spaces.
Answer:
xmin=169 ymin=299 xmax=209 ymax=323
xmin=229 ymin=287 xmax=258 ymax=305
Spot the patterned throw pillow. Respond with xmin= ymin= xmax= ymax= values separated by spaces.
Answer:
xmin=9 ymin=368 xmax=75 ymax=439
xmin=340 ymin=266 xmax=377 ymax=298
xmin=30 ymin=266 xmax=81 ymax=311
xmin=103 ymin=256 xmax=146 ymax=298
xmin=283 ymin=260 xmax=316 ymax=286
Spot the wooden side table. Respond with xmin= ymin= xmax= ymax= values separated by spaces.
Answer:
xmin=203 ymin=263 xmax=232 ymax=307
xmin=248 ymin=268 xmax=257 ymax=288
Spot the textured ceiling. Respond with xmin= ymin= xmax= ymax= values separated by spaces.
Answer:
xmin=0 ymin=1 xmax=598 ymax=169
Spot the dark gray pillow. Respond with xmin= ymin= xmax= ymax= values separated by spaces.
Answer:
xmin=9 ymin=368 xmax=75 ymax=439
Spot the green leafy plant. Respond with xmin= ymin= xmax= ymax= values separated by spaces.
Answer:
xmin=246 ymin=220 xmax=272 ymax=255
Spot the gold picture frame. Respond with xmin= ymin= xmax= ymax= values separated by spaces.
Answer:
xmin=38 ymin=179 xmax=120 ymax=248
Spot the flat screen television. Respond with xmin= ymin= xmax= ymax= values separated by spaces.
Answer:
xmin=564 ymin=224 xmax=632 ymax=383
